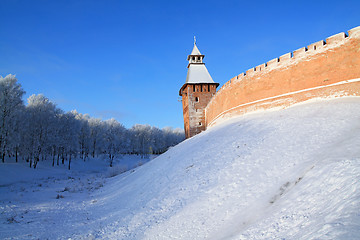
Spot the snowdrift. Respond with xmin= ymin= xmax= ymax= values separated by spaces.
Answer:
xmin=90 ymin=97 xmax=360 ymax=239
xmin=1 ymin=97 xmax=360 ymax=239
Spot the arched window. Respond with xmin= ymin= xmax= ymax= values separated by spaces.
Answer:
xmin=195 ymin=97 xmax=199 ymax=102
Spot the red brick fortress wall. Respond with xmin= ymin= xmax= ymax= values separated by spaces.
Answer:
xmin=205 ymin=26 xmax=360 ymax=127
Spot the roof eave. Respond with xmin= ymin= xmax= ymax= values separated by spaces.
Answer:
xmin=179 ymin=82 xmax=220 ymax=96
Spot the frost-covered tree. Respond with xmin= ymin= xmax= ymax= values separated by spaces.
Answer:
xmin=162 ymin=127 xmax=184 ymax=148
xmin=7 ymin=105 xmax=26 ymax=162
xmin=0 ymin=75 xmax=185 ymax=168
xmin=150 ymin=126 xmax=165 ymax=154
xmin=25 ymin=94 xmax=58 ymax=168
xmin=0 ymin=74 xmax=25 ymax=162
xmin=103 ymin=118 xmax=126 ymax=167
xmin=72 ymin=111 xmax=91 ymax=161
xmin=88 ymin=117 xmax=103 ymax=158
xmin=56 ymin=112 xmax=80 ymax=169
xmin=130 ymin=124 xmax=153 ymax=158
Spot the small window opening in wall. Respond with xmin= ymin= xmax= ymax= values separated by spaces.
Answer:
xmin=314 ymin=45 xmax=316 ymax=50
xmin=195 ymin=97 xmax=199 ymax=102
xmin=200 ymin=85 xmax=203 ymax=92
xmin=193 ymin=85 xmax=196 ymax=92
xmin=208 ymin=85 xmax=210 ymax=92
xmin=192 ymin=56 xmax=195 ymax=61
xmin=199 ymin=122 xmax=202 ymax=126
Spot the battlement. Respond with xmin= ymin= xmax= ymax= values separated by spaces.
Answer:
xmin=205 ymin=26 xmax=360 ymax=127
xmin=219 ymin=26 xmax=360 ymax=90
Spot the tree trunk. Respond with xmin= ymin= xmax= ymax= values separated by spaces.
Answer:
xmin=68 ymin=154 xmax=71 ymax=170
xmin=33 ymin=157 xmax=39 ymax=169
xmin=92 ymin=140 xmax=96 ymax=158
xmin=15 ymin=147 xmax=18 ymax=163
xmin=52 ymin=150 xmax=55 ymax=167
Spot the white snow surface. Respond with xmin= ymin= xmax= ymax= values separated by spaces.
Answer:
xmin=1 ymin=97 xmax=360 ymax=239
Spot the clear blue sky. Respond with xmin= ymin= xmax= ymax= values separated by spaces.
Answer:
xmin=1 ymin=0 xmax=359 ymax=129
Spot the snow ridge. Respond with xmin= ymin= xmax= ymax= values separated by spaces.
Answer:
xmin=1 ymin=97 xmax=360 ymax=239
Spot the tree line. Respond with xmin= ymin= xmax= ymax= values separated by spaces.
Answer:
xmin=0 ymin=74 xmax=185 ymax=169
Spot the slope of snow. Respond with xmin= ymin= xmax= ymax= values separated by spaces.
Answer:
xmin=1 ymin=97 xmax=360 ymax=239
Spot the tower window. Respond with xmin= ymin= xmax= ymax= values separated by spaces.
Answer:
xmin=192 ymin=56 xmax=195 ymax=61
xmin=208 ymin=85 xmax=210 ymax=92
xmin=199 ymin=122 xmax=202 ymax=126
xmin=193 ymin=85 xmax=196 ymax=92
xmin=195 ymin=97 xmax=199 ymax=102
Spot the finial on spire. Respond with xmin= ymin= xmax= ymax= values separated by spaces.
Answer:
xmin=194 ymin=36 xmax=196 ymax=45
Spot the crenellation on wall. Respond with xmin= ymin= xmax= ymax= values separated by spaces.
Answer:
xmin=236 ymin=73 xmax=246 ymax=82
xmin=255 ymin=63 xmax=266 ymax=72
xmin=293 ymin=47 xmax=307 ymax=59
xmin=326 ymin=32 xmax=347 ymax=45
xmin=307 ymin=40 xmax=325 ymax=52
xmin=279 ymin=52 xmax=292 ymax=62
xmin=205 ymin=26 xmax=360 ymax=128
xmin=266 ymin=58 xmax=279 ymax=69
xmin=214 ymin=26 xmax=356 ymax=103
xmin=246 ymin=67 xmax=256 ymax=76
xmin=226 ymin=79 xmax=232 ymax=87
xmin=348 ymin=26 xmax=360 ymax=38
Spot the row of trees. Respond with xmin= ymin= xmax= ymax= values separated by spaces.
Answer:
xmin=0 ymin=74 xmax=184 ymax=169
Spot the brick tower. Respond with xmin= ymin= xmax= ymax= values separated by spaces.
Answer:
xmin=179 ymin=39 xmax=219 ymax=138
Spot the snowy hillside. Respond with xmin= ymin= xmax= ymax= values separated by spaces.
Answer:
xmin=1 ymin=97 xmax=360 ymax=239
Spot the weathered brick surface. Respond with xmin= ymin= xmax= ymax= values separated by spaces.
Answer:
xmin=181 ymin=83 xmax=217 ymax=138
xmin=205 ymin=26 xmax=360 ymax=127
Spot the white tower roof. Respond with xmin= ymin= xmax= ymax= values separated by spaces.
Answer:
xmin=179 ymin=39 xmax=219 ymax=96
xmin=186 ymin=42 xmax=214 ymax=84
xmin=185 ymin=64 xmax=214 ymax=84
xmin=190 ymin=43 xmax=202 ymax=55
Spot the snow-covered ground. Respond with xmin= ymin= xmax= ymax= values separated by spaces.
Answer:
xmin=1 ymin=97 xmax=360 ymax=239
